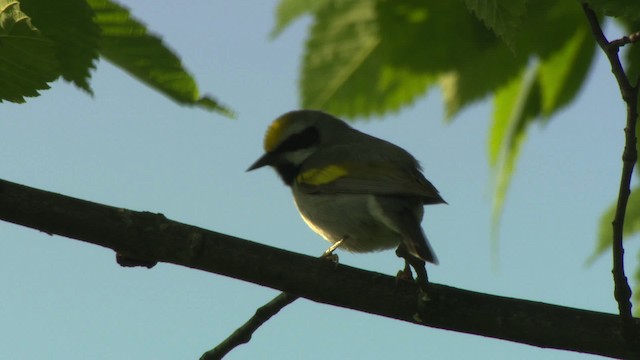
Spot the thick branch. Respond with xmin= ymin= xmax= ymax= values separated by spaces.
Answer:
xmin=0 ymin=178 xmax=639 ymax=358
xmin=582 ymin=3 xmax=639 ymax=332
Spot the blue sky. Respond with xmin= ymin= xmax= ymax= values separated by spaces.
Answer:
xmin=0 ymin=1 xmax=636 ymax=359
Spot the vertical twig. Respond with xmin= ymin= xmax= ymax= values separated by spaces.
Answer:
xmin=582 ymin=2 xmax=639 ymax=337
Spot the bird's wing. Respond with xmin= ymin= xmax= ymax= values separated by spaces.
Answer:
xmin=295 ymin=143 xmax=445 ymax=204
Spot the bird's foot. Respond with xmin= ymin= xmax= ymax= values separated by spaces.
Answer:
xmin=320 ymin=237 xmax=346 ymax=266
xmin=396 ymin=258 xmax=414 ymax=283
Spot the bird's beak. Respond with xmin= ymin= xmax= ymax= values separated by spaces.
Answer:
xmin=246 ymin=152 xmax=274 ymax=172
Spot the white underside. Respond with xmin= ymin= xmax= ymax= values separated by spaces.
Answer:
xmin=293 ymin=190 xmax=402 ymax=253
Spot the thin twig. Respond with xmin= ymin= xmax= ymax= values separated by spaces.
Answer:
xmin=610 ymin=31 xmax=640 ymax=49
xmin=582 ymin=2 xmax=639 ymax=339
xmin=200 ymin=292 xmax=298 ymax=360
xmin=200 ymin=242 xmax=345 ymax=359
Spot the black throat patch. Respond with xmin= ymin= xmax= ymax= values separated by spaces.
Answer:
xmin=274 ymin=163 xmax=300 ymax=186
xmin=270 ymin=126 xmax=320 ymax=187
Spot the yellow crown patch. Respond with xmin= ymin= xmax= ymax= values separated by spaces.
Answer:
xmin=296 ymin=165 xmax=348 ymax=186
xmin=264 ymin=114 xmax=294 ymax=152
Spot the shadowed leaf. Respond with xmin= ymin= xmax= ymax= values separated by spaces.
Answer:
xmin=441 ymin=0 xmax=588 ymax=118
xmin=464 ymin=0 xmax=527 ymax=47
xmin=301 ymin=0 xmax=435 ymax=118
xmin=19 ymin=0 xmax=99 ymax=93
xmin=301 ymin=0 xmax=499 ymax=118
xmin=440 ymin=42 xmax=522 ymax=119
xmin=0 ymin=0 xmax=59 ymax=103
xmin=377 ymin=0 xmax=494 ymax=74
xmin=588 ymin=0 xmax=640 ymax=21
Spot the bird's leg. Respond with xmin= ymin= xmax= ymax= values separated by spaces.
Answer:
xmin=395 ymin=252 xmax=414 ymax=282
xmin=395 ymin=246 xmax=433 ymax=323
xmin=321 ymin=237 xmax=346 ymax=265
xmin=410 ymin=258 xmax=430 ymax=296
xmin=322 ymin=238 xmax=344 ymax=257
xmin=395 ymin=246 xmax=414 ymax=281
xmin=395 ymin=246 xmax=430 ymax=294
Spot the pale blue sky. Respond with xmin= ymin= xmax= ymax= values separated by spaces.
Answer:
xmin=1 ymin=1 xmax=636 ymax=359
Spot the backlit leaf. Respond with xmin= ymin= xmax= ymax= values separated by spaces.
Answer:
xmin=89 ymin=0 xmax=233 ymax=116
xmin=271 ymin=0 xmax=325 ymax=38
xmin=489 ymin=65 xmax=542 ymax=249
xmin=538 ymin=25 xmax=596 ymax=117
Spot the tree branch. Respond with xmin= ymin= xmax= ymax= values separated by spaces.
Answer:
xmin=581 ymin=3 xmax=639 ymax=338
xmin=1 ymin=177 xmax=639 ymax=358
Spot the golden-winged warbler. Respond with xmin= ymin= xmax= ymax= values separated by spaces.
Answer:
xmin=247 ymin=110 xmax=444 ymax=264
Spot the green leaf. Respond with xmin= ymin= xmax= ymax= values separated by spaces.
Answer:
xmin=19 ymin=0 xmax=99 ymax=94
xmin=88 ymin=0 xmax=233 ymax=117
xmin=484 ymin=0 xmax=585 ymax=242
xmin=300 ymin=0 xmax=435 ymax=118
xmin=0 ymin=0 xmax=59 ymax=103
xmin=271 ymin=0 xmax=325 ymax=38
xmin=587 ymin=0 xmax=640 ymax=21
xmin=301 ymin=0 xmax=494 ymax=118
xmin=512 ymin=1 xmax=586 ymax=58
xmin=489 ymin=65 xmax=541 ymax=250
xmin=463 ymin=0 xmax=528 ymax=47
xmin=379 ymin=0 xmax=499 ymax=118
xmin=440 ymin=42 xmax=524 ymax=119
xmin=537 ymin=25 xmax=596 ymax=117
xmin=441 ymin=0 xmax=588 ymax=118
xmin=588 ymin=187 xmax=640 ymax=264
xmin=376 ymin=0 xmax=495 ymax=74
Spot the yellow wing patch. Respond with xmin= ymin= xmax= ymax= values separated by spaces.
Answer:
xmin=296 ymin=165 xmax=348 ymax=185
xmin=264 ymin=114 xmax=293 ymax=152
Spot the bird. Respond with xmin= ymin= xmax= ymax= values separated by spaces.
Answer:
xmin=247 ymin=110 xmax=445 ymax=266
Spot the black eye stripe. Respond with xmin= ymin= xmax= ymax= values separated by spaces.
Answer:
xmin=274 ymin=126 xmax=319 ymax=153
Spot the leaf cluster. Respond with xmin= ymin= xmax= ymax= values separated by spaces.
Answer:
xmin=0 ymin=0 xmax=231 ymax=115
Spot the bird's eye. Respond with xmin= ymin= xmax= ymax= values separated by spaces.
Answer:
xmin=275 ymin=126 xmax=319 ymax=153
